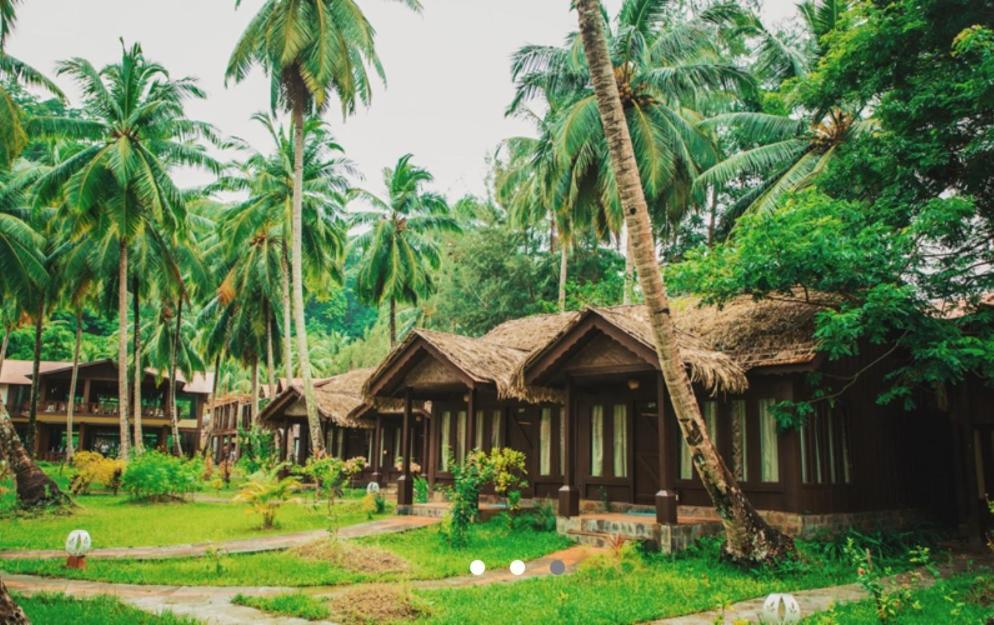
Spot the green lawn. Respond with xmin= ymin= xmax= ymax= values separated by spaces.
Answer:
xmin=0 ymin=495 xmax=372 ymax=551
xmin=0 ymin=518 xmax=570 ymax=586
xmin=15 ymin=593 xmax=200 ymax=625
xmin=801 ymin=572 xmax=994 ymax=624
xmin=405 ymin=540 xmax=888 ymax=625
xmin=233 ymin=592 xmax=331 ymax=621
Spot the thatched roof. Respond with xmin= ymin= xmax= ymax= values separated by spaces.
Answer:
xmin=260 ymin=368 xmax=398 ymax=429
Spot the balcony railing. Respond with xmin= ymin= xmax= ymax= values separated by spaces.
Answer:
xmin=16 ymin=401 xmax=175 ymax=419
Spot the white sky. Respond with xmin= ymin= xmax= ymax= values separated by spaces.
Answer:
xmin=9 ymin=0 xmax=798 ymax=201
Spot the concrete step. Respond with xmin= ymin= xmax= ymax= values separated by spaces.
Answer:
xmin=579 ymin=517 xmax=659 ymax=541
xmin=565 ymin=529 xmax=616 ymax=548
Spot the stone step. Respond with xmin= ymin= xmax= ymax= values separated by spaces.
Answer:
xmin=579 ymin=517 xmax=659 ymax=540
xmin=565 ymin=529 xmax=617 ymax=549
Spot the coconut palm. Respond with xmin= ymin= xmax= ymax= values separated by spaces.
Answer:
xmin=352 ymin=154 xmax=459 ymax=345
xmin=574 ymin=0 xmax=794 ymax=565
xmin=33 ymin=42 xmax=219 ymax=459
xmin=226 ymin=0 xmax=421 ymax=456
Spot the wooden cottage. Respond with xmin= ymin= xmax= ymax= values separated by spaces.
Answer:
xmin=258 ymin=368 xmax=427 ymax=487
xmin=365 ymin=295 xmax=971 ymax=545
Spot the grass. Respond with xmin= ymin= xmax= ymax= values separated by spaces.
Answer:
xmin=232 ymin=593 xmax=331 ymax=621
xmin=800 ymin=572 xmax=994 ymax=624
xmin=404 ymin=539 xmax=907 ymax=625
xmin=14 ymin=593 xmax=200 ymax=625
xmin=0 ymin=517 xmax=570 ymax=586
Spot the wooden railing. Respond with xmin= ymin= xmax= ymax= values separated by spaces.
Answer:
xmin=16 ymin=402 xmax=173 ymax=419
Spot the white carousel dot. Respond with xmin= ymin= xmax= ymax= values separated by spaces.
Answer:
xmin=469 ymin=559 xmax=486 ymax=576
xmin=509 ymin=559 xmax=526 ymax=576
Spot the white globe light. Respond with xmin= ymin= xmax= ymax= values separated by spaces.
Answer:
xmin=65 ymin=530 xmax=92 ymax=557
xmin=469 ymin=559 xmax=486 ymax=576
xmin=366 ymin=481 xmax=381 ymax=494
xmin=509 ymin=559 xmax=526 ymax=576
xmin=760 ymin=593 xmax=801 ymax=625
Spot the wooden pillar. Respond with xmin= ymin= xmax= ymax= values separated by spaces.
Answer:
xmin=558 ymin=376 xmax=580 ymax=517
xmin=655 ymin=373 xmax=678 ymax=524
xmin=371 ymin=415 xmax=383 ymax=484
xmin=397 ymin=389 xmax=414 ymax=506
xmin=427 ymin=407 xmax=436 ymax=488
xmin=420 ymin=414 xmax=429 ymax=469
xmin=77 ymin=423 xmax=86 ymax=452
xmin=466 ymin=386 xmax=476 ymax=455
xmin=81 ymin=379 xmax=92 ymax=414
xmin=280 ymin=421 xmax=289 ymax=461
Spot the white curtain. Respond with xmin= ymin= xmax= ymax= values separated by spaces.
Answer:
xmin=456 ymin=411 xmax=467 ymax=463
xmin=440 ymin=411 xmax=451 ymax=471
xmin=540 ymin=408 xmax=552 ymax=476
xmin=475 ymin=411 xmax=485 ymax=451
xmin=491 ymin=410 xmax=502 ymax=449
xmin=394 ymin=426 xmax=402 ymax=465
xmin=613 ymin=404 xmax=628 ymax=478
xmin=758 ymin=399 xmax=780 ymax=482
xmin=559 ymin=410 xmax=566 ymax=477
xmin=336 ymin=428 xmax=344 ymax=459
xmin=591 ymin=405 xmax=604 ymax=477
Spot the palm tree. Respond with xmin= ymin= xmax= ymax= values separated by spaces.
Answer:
xmin=574 ymin=0 xmax=794 ymax=566
xmin=34 ymin=42 xmax=219 ymax=459
xmin=226 ymin=0 xmax=421 ymax=456
xmin=353 ymin=154 xmax=459 ymax=345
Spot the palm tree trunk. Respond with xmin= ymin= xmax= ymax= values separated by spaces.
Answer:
xmin=290 ymin=92 xmax=324 ymax=457
xmin=265 ymin=303 xmax=277 ymax=401
xmin=0 ymin=403 xmax=70 ymax=509
xmin=389 ymin=297 xmax=397 ymax=346
xmin=623 ymin=225 xmax=634 ymax=305
xmin=26 ymin=304 xmax=42 ymax=458
xmin=117 ymin=241 xmax=130 ymax=461
xmin=251 ymin=358 xmax=260 ymax=427
xmin=66 ymin=308 xmax=82 ymax=462
xmin=558 ymin=242 xmax=568 ymax=313
xmin=131 ymin=278 xmax=143 ymax=454
xmin=280 ymin=243 xmax=294 ymax=384
xmin=168 ymin=297 xmax=184 ymax=456
xmin=575 ymin=0 xmax=794 ymax=566
xmin=707 ymin=187 xmax=718 ymax=247
xmin=0 ymin=576 xmax=29 ymax=625
xmin=0 ymin=321 xmax=8 ymax=414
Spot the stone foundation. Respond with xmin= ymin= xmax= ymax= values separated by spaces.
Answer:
xmin=556 ymin=513 xmax=721 ymax=554
xmin=677 ymin=505 xmax=927 ymax=538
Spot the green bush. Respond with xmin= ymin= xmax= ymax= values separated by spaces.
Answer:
xmin=414 ymin=475 xmax=430 ymax=503
xmin=121 ymin=452 xmax=201 ymax=501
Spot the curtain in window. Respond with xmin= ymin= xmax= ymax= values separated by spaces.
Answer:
xmin=456 ymin=411 xmax=467 ymax=463
xmin=827 ymin=409 xmax=837 ymax=484
xmin=841 ymin=413 xmax=852 ymax=484
xmin=394 ymin=426 xmax=402 ymax=465
xmin=560 ymin=410 xmax=566 ymax=477
xmin=704 ymin=401 xmax=718 ymax=445
xmin=731 ymin=400 xmax=747 ymax=481
xmin=475 ymin=411 xmax=485 ymax=451
xmin=366 ymin=430 xmax=373 ymax=465
xmin=591 ymin=405 xmax=604 ymax=477
xmin=492 ymin=410 xmax=502 ymax=449
xmin=540 ymin=408 xmax=552 ymax=476
xmin=440 ymin=411 xmax=451 ymax=471
xmin=337 ymin=429 xmax=344 ymax=459
xmin=758 ymin=399 xmax=780 ymax=482
xmin=613 ymin=404 xmax=628 ymax=478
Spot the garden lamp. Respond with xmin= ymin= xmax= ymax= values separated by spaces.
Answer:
xmin=760 ymin=593 xmax=801 ymax=625
xmin=65 ymin=529 xmax=92 ymax=569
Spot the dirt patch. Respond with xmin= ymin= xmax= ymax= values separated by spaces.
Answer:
xmin=289 ymin=538 xmax=411 ymax=574
xmin=328 ymin=585 xmax=427 ymax=625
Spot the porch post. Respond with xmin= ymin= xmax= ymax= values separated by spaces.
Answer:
xmin=427 ymin=407 xmax=436 ymax=488
xmin=420 ymin=415 xmax=429 ymax=468
xmin=397 ymin=389 xmax=413 ymax=506
xmin=558 ymin=376 xmax=580 ymax=517
xmin=655 ymin=373 xmax=678 ymax=524
xmin=371 ymin=415 xmax=383 ymax=484
xmin=81 ymin=379 xmax=91 ymax=414
xmin=281 ymin=420 xmax=290 ymax=462
xmin=466 ymin=386 xmax=476 ymax=454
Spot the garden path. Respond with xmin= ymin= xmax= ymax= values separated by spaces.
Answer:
xmin=0 ymin=516 xmax=439 ymax=561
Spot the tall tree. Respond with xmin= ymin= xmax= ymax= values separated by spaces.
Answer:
xmin=353 ymin=154 xmax=459 ymax=344
xmin=574 ymin=0 xmax=793 ymax=565
xmin=34 ymin=42 xmax=219 ymax=459
xmin=226 ymin=0 xmax=420 ymax=454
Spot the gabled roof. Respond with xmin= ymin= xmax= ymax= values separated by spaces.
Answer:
xmin=0 ymin=360 xmax=72 ymax=386
xmin=29 ymin=358 xmax=214 ymax=395
xmin=260 ymin=368 xmax=401 ymax=429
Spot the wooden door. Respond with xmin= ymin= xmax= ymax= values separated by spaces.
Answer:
xmin=633 ymin=400 xmax=659 ymax=505
xmin=507 ymin=407 xmax=537 ymax=497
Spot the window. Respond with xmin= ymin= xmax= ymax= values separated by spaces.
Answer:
xmin=590 ymin=405 xmax=604 ymax=477
xmin=440 ymin=411 xmax=452 ymax=471
xmin=613 ymin=404 xmax=628 ymax=478
xmin=540 ymin=408 xmax=552 ymax=476
xmin=802 ymin=408 xmax=852 ymax=486
xmin=840 ymin=412 xmax=852 ymax=484
xmin=491 ymin=409 xmax=502 ymax=448
xmin=456 ymin=410 xmax=467 ymax=463
xmin=394 ymin=426 xmax=402 ymax=464
xmin=367 ymin=430 xmax=374 ymax=465
xmin=731 ymin=400 xmax=748 ymax=482
xmin=336 ymin=429 xmax=344 ymax=458
xmin=758 ymin=399 xmax=780 ymax=482
xmin=560 ymin=410 xmax=566 ymax=477
xmin=475 ymin=411 xmax=485 ymax=451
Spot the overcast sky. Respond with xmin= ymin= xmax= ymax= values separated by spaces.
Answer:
xmin=9 ymin=0 xmax=798 ymax=201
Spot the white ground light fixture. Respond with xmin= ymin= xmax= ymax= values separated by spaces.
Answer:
xmin=366 ymin=481 xmax=380 ymax=494
xmin=65 ymin=529 xmax=92 ymax=569
xmin=760 ymin=593 xmax=801 ymax=625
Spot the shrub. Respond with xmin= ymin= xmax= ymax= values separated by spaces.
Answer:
xmin=442 ymin=451 xmax=492 ymax=547
xmin=413 ymin=475 xmax=430 ymax=504
xmin=234 ymin=468 xmax=301 ymax=529
xmin=120 ymin=452 xmax=200 ymax=501
xmin=236 ymin=427 xmax=277 ymax=474
xmin=361 ymin=491 xmax=387 ymax=519
xmin=487 ymin=447 xmax=527 ymax=503
xmin=69 ymin=451 xmax=125 ymax=496
xmin=232 ymin=593 xmax=330 ymax=621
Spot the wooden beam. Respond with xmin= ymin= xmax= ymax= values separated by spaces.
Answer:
xmin=655 ymin=373 xmax=677 ymax=524
xmin=397 ymin=389 xmax=413 ymax=506
xmin=558 ymin=376 xmax=579 ymax=517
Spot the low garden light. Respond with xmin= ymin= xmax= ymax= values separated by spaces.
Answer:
xmin=366 ymin=481 xmax=381 ymax=495
xmin=65 ymin=529 xmax=92 ymax=569
xmin=760 ymin=593 xmax=801 ymax=625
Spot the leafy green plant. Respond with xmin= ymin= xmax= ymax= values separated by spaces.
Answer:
xmin=120 ymin=452 xmax=200 ymax=501
xmin=236 ymin=427 xmax=277 ymax=474
xmin=414 ymin=475 xmax=430 ymax=503
xmin=361 ymin=491 xmax=387 ymax=519
xmin=442 ymin=451 xmax=492 ymax=547
xmin=232 ymin=593 xmax=330 ymax=621
xmin=487 ymin=447 xmax=527 ymax=506
xmin=843 ymin=538 xmax=925 ymax=623
xmin=69 ymin=451 xmax=125 ymax=496
xmin=234 ymin=468 xmax=301 ymax=529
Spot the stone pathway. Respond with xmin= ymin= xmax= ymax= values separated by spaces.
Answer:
xmin=3 ymin=544 xmax=600 ymax=625
xmin=0 ymin=516 xmax=439 ymax=561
